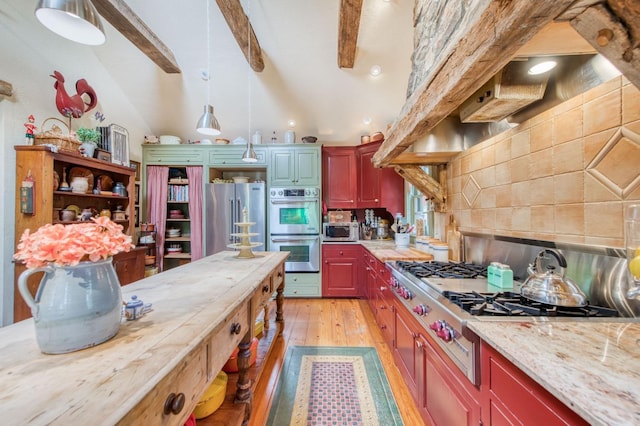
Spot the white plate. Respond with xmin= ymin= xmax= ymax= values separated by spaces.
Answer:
xmin=232 ymin=137 xmax=247 ymax=145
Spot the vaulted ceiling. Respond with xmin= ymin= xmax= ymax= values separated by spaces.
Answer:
xmin=80 ymin=0 xmax=414 ymax=145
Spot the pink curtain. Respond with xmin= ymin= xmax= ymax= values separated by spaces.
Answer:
xmin=186 ymin=166 xmax=203 ymax=260
xmin=146 ymin=166 xmax=169 ymax=271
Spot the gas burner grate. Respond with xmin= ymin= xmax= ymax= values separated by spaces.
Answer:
xmin=396 ymin=261 xmax=487 ymax=279
xmin=443 ymin=290 xmax=619 ymax=317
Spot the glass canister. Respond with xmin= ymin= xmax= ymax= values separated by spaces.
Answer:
xmin=626 ymin=205 xmax=640 ymax=298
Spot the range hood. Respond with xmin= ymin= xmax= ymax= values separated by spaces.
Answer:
xmin=459 ymin=60 xmax=550 ymax=123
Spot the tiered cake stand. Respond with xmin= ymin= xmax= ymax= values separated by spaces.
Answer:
xmin=227 ymin=208 xmax=262 ymax=259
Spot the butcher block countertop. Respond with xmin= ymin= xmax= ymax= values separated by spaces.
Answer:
xmin=0 ymin=251 xmax=288 ymax=425
xmin=359 ymin=240 xmax=433 ymax=261
xmin=468 ymin=320 xmax=640 ymax=426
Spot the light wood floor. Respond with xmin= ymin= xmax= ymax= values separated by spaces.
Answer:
xmin=248 ymin=298 xmax=425 ymax=426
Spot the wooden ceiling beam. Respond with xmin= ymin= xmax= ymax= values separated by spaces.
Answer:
xmin=92 ymin=0 xmax=181 ymax=74
xmin=338 ymin=0 xmax=363 ymax=68
xmin=371 ymin=0 xmax=575 ymax=168
xmin=216 ymin=0 xmax=265 ymax=72
xmin=0 ymin=79 xmax=13 ymax=97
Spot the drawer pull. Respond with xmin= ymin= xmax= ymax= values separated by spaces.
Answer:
xmin=262 ymin=285 xmax=270 ymax=293
xmin=163 ymin=392 xmax=185 ymax=415
xmin=231 ymin=323 xmax=242 ymax=335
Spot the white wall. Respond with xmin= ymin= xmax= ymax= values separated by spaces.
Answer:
xmin=0 ymin=0 xmax=151 ymax=325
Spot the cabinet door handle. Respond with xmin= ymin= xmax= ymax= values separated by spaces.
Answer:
xmin=230 ymin=323 xmax=242 ymax=335
xmin=374 ymin=199 xmax=379 ymax=202
xmin=262 ymin=285 xmax=270 ymax=293
xmin=416 ymin=341 xmax=423 ymax=349
xmin=163 ymin=392 xmax=185 ymax=415
xmin=339 ymin=251 xmax=343 ymax=255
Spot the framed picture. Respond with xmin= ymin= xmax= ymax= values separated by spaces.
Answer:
xmin=130 ymin=160 xmax=141 ymax=181
xmin=134 ymin=183 xmax=140 ymax=205
xmin=134 ymin=206 xmax=139 ymax=227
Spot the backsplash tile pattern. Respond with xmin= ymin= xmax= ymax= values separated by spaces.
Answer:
xmin=449 ymin=76 xmax=640 ymax=248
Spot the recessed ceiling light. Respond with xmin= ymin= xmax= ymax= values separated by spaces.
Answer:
xmin=528 ymin=60 xmax=557 ymax=75
xmin=363 ymin=117 xmax=372 ymax=125
xmin=287 ymin=119 xmax=296 ymax=127
xmin=370 ymin=65 xmax=382 ymax=77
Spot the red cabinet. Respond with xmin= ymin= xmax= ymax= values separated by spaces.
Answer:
xmin=393 ymin=301 xmax=481 ymax=426
xmin=481 ymin=342 xmax=588 ymax=425
xmin=322 ymin=147 xmax=357 ymax=209
xmin=357 ymin=142 xmax=405 ymax=216
xmin=322 ymin=244 xmax=362 ymax=297
xmin=322 ymin=142 xmax=404 ymax=215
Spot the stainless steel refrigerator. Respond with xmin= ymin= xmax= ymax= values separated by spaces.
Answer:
xmin=205 ymin=182 xmax=266 ymax=255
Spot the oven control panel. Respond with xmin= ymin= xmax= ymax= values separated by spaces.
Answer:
xmin=270 ymin=187 xmax=319 ymax=198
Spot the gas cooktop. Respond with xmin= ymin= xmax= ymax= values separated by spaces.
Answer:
xmin=395 ymin=260 xmax=487 ymax=279
xmin=443 ymin=290 xmax=619 ymax=318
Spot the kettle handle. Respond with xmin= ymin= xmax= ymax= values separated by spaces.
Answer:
xmin=17 ymin=265 xmax=54 ymax=320
xmin=535 ymin=249 xmax=567 ymax=273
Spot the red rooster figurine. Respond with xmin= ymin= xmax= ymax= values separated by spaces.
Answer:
xmin=50 ymin=70 xmax=98 ymax=119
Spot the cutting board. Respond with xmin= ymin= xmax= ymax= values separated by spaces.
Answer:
xmin=370 ymin=248 xmax=433 ymax=262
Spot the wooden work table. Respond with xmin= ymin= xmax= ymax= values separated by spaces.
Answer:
xmin=0 ymin=251 xmax=288 ymax=425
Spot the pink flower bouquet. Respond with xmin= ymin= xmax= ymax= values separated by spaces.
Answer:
xmin=14 ymin=216 xmax=134 ymax=268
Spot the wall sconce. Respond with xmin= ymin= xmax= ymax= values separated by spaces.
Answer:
xmin=35 ymin=0 xmax=105 ymax=45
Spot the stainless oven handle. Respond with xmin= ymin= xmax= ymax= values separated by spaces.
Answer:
xmin=270 ymin=236 xmax=320 ymax=242
xmin=269 ymin=199 xmax=319 ymax=205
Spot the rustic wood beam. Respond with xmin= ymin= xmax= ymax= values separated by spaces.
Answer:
xmin=92 ymin=0 xmax=181 ymax=73
xmin=570 ymin=3 xmax=640 ymax=88
xmin=216 ymin=0 xmax=265 ymax=72
xmin=0 ymin=79 xmax=13 ymax=97
xmin=394 ymin=165 xmax=446 ymax=206
xmin=556 ymin=0 xmax=603 ymax=21
xmin=372 ymin=0 xmax=574 ymax=167
xmin=338 ymin=0 xmax=363 ymax=68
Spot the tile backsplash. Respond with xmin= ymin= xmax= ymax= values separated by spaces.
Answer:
xmin=448 ymin=76 xmax=640 ymax=248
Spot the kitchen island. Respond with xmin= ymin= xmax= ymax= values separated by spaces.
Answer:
xmin=468 ymin=319 xmax=640 ymax=425
xmin=0 ymin=250 xmax=288 ymax=425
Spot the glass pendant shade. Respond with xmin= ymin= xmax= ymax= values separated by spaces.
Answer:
xmin=242 ymin=142 xmax=257 ymax=163
xmin=35 ymin=0 xmax=105 ymax=46
xmin=196 ymin=104 xmax=221 ymax=136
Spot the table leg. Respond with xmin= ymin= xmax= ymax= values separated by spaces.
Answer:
xmin=276 ymin=280 xmax=285 ymax=336
xmin=235 ymin=331 xmax=253 ymax=424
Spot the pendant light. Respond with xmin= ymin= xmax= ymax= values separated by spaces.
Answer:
xmin=197 ymin=0 xmax=221 ymax=136
xmin=242 ymin=0 xmax=257 ymax=162
xmin=35 ymin=0 xmax=105 ymax=46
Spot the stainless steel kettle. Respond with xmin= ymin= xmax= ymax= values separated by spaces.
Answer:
xmin=520 ymin=249 xmax=588 ymax=307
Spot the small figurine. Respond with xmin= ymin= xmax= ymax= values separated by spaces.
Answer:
xmin=24 ymin=115 xmax=37 ymax=145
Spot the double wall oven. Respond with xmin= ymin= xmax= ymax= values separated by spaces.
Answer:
xmin=269 ymin=187 xmax=321 ymax=272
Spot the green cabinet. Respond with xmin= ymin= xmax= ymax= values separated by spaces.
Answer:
xmin=284 ymin=272 xmax=321 ymax=298
xmin=208 ymin=146 xmax=267 ymax=166
xmin=142 ymin=145 xmax=205 ymax=164
xmin=269 ymin=146 xmax=320 ymax=187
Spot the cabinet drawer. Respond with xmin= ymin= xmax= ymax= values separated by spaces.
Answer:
xmin=144 ymin=147 xmax=204 ymax=164
xmin=253 ymin=276 xmax=273 ymax=313
xmin=207 ymin=302 xmax=250 ymax=377
xmin=209 ymin=147 xmax=266 ymax=166
xmin=120 ymin=342 xmax=208 ymax=426
xmin=284 ymin=273 xmax=321 ymax=298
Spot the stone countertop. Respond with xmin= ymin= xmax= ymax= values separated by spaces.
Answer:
xmin=359 ymin=240 xmax=433 ymax=261
xmin=467 ymin=319 xmax=640 ymax=426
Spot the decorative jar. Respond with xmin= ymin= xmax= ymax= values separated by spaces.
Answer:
xmin=70 ymin=176 xmax=89 ymax=194
xmin=17 ymin=258 xmax=122 ymax=354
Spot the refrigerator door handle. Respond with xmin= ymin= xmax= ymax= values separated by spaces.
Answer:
xmin=228 ymin=199 xmax=234 ymax=243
